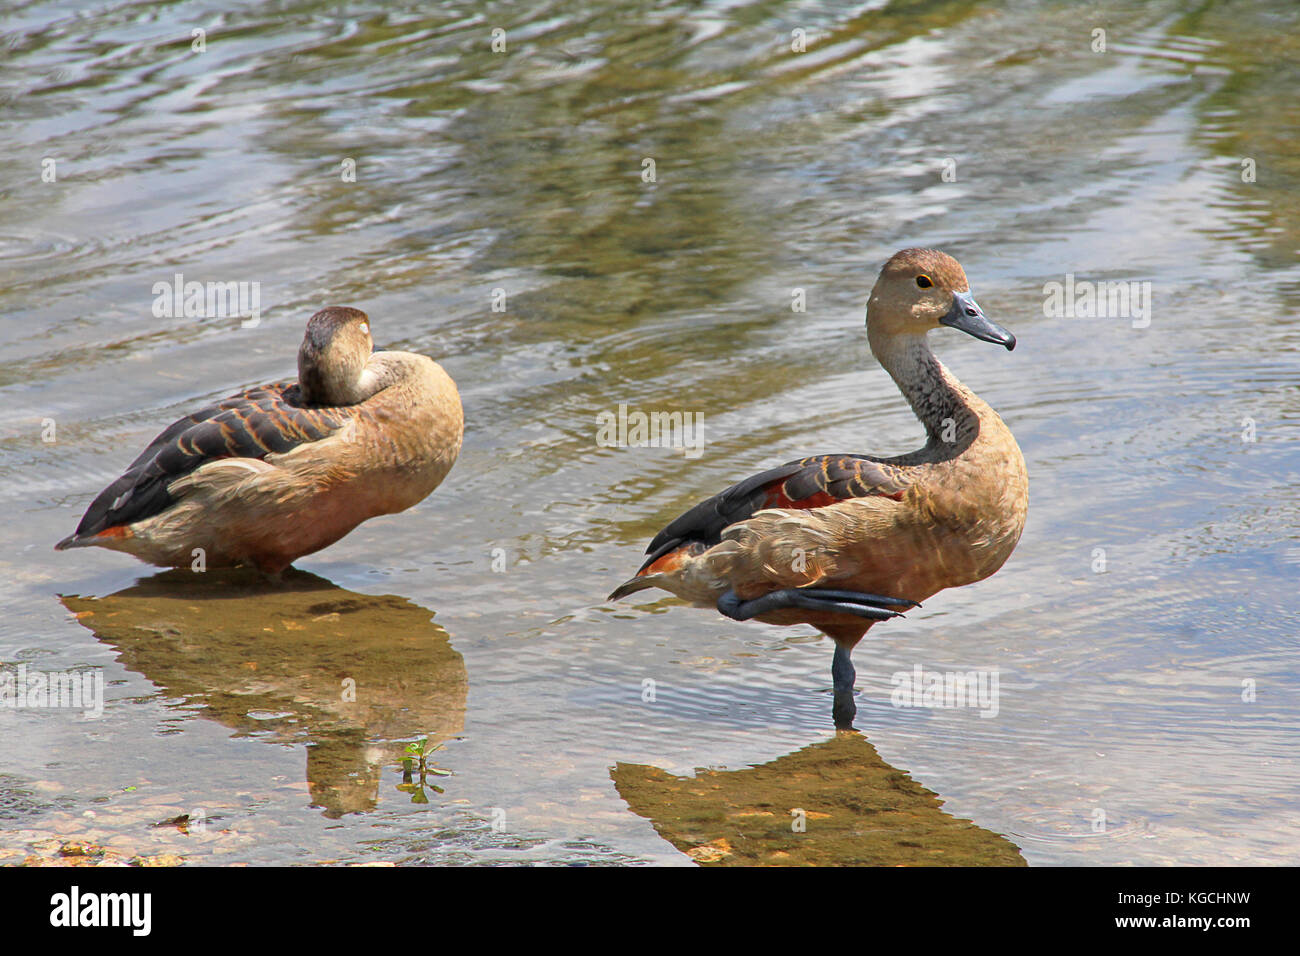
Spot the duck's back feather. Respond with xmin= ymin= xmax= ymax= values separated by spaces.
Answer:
xmin=59 ymin=381 xmax=357 ymax=546
xmin=638 ymin=454 xmax=909 ymax=573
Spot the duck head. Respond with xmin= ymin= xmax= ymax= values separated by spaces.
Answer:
xmin=298 ymin=307 xmax=376 ymax=406
xmin=867 ymin=248 xmax=1015 ymax=351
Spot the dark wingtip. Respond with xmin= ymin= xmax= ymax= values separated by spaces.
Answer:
xmin=608 ymin=577 xmax=653 ymax=602
xmin=56 ymin=529 xmax=111 ymax=551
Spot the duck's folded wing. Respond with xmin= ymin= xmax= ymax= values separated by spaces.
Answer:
xmin=59 ymin=383 xmax=356 ymax=545
xmin=116 ymin=382 xmax=299 ymax=470
xmin=637 ymin=455 xmax=909 ymax=573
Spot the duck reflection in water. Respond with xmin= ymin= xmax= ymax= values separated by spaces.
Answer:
xmin=613 ymin=732 xmax=1024 ymax=866
xmin=60 ymin=568 xmax=466 ymax=818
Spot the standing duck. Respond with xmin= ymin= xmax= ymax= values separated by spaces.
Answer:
xmin=56 ymin=307 xmax=463 ymax=573
xmin=609 ymin=249 xmax=1027 ymax=728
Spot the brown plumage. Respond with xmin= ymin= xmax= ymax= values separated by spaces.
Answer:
xmin=56 ymin=307 xmax=463 ymax=573
xmin=609 ymin=249 xmax=1028 ymax=727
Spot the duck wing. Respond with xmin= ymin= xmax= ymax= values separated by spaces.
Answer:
xmin=58 ymin=381 xmax=358 ymax=546
xmin=637 ymin=454 xmax=909 ymax=573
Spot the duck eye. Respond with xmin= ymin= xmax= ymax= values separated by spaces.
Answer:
xmin=916 ymin=275 xmax=933 ymax=289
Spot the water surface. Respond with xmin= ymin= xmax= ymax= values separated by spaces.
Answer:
xmin=2 ymin=0 xmax=1298 ymax=865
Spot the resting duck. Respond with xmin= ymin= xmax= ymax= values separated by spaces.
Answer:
xmin=609 ymin=249 xmax=1028 ymax=728
xmin=56 ymin=307 xmax=463 ymax=573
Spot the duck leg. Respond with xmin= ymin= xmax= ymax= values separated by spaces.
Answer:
xmin=717 ymin=588 xmax=918 ymax=729
xmin=832 ymin=643 xmax=857 ymax=729
xmin=716 ymin=587 xmax=918 ymax=622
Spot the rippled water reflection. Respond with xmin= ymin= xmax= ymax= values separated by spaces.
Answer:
xmin=2 ymin=0 xmax=1298 ymax=865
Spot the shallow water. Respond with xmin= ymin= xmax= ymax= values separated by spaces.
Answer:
xmin=2 ymin=0 xmax=1298 ymax=865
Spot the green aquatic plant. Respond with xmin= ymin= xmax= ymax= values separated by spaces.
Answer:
xmin=397 ymin=738 xmax=452 ymax=804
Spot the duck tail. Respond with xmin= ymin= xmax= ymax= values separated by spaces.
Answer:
xmin=54 ymin=533 xmax=90 ymax=551
xmin=608 ymin=575 xmax=656 ymax=602
xmin=56 ymin=524 xmax=130 ymax=551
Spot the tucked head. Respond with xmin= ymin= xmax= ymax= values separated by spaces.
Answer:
xmin=298 ymin=307 xmax=375 ymax=405
xmin=867 ymin=248 xmax=1015 ymax=351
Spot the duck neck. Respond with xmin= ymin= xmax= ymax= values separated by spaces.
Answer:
xmin=300 ymin=352 xmax=396 ymax=406
xmin=869 ymin=330 xmax=980 ymax=446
